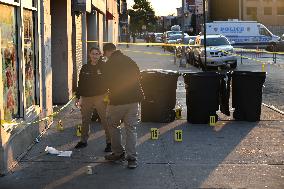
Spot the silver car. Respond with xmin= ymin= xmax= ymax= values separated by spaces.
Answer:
xmin=193 ymin=35 xmax=237 ymax=70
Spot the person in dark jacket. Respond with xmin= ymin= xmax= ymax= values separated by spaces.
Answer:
xmin=103 ymin=43 xmax=144 ymax=169
xmin=75 ymin=47 xmax=111 ymax=152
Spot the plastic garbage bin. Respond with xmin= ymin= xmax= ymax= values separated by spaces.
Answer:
xmin=140 ymin=69 xmax=179 ymax=122
xmin=183 ymin=72 xmax=223 ymax=124
xmin=231 ymin=71 xmax=266 ymax=122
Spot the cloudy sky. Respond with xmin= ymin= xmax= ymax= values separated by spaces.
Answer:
xmin=127 ymin=0 xmax=182 ymax=16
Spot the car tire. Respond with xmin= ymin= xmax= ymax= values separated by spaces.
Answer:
xmin=230 ymin=61 xmax=237 ymax=69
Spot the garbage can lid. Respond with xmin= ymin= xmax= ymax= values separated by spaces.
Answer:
xmin=183 ymin=71 xmax=221 ymax=78
xmin=141 ymin=69 xmax=180 ymax=76
xmin=231 ymin=71 xmax=266 ymax=77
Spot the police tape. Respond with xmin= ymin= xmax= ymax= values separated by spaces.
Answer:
xmin=122 ymin=49 xmax=173 ymax=56
xmin=122 ymin=46 xmax=279 ymax=67
xmin=0 ymin=96 xmax=76 ymax=131
xmin=86 ymin=40 xmax=284 ymax=55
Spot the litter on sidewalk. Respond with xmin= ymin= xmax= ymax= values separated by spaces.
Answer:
xmin=45 ymin=146 xmax=72 ymax=157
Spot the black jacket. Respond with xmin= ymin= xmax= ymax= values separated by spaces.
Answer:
xmin=76 ymin=60 xmax=107 ymax=98
xmin=104 ymin=50 xmax=144 ymax=105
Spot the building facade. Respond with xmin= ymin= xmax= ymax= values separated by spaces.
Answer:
xmin=0 ymin=0 xmax=119 ymax=174
xmin=208 ymin=0 xmax=284 ymax=35
xmin=0 ymin=0 xmax=53 ymax=174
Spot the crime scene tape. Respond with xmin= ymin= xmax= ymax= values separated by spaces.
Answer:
xmin=86 ymin=40 xmax=284 ymax=55
xmin=122 ymin=49 xmax=173 ymax=56
xmin=0 ymin=96 xmax=76 ymax=131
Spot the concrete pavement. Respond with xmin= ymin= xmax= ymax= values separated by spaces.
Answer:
xmin=0 ymin=44 xmax=283 ymax=189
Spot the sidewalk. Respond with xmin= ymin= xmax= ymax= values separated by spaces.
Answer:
xmin=0 ymin=45 xmax=283 ymax=189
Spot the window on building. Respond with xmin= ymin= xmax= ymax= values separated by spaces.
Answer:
xmin=277 ymin=7 xmax=284 ymax=15
xmin=23 ymin=9 xmax=36 ymax=108
xmin=0 ymin=4 xmax=19 ymax=120
xmin=264 ymin=7 xmax=272 ymax=15
xmin=263 ymin=0 xmax=273 ymax=3
xmin=247 ymin=7 xmax=257 ymax=15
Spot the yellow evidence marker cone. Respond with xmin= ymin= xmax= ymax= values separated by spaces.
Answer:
xmin=56 ymin=120 xmax=64 ymax=131
xmin=76 ymin=124 xmax=82 ymax=137
xmin=209 ymin=116 xmax=216 ymax=126
xmin=175 ymin=106 xmax=182 ymax=119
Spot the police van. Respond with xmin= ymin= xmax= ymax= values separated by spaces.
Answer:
xmin=206 ymin=20 xmax=280 ymax=46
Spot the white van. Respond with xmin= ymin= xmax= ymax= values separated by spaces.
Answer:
xmin=206 ymin=20 xmax=280 ymax=46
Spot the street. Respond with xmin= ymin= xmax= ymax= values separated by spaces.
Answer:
xmin=1 ymin=43 xmax=283 ymax=189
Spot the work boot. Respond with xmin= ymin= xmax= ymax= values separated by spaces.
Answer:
xmin=74 ymin=141 xmax=87 ymax=149
xmin=104 ymin=143 xmax=112 ymax=152
xmin=104 ymin=152 xmax=125 ymax=162
xmin=127 ymin=158 xmax=138 ymax=169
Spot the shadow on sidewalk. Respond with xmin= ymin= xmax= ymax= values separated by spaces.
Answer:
xmin=0 ymin=100 xmax=261 ymax=189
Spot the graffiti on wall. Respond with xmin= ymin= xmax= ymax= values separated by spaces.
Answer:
xmin=24 ymin=9 xmax=35 ymax=108
xmin=0 ymin=4 xmax=18 ymax=120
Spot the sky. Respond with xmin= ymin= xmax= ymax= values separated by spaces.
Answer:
xmin=127 ymin=0 xmax=182 ymax=16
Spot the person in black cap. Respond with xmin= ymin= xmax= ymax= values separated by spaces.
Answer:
xmin=102 ymin=43 xmax=144 ymax=169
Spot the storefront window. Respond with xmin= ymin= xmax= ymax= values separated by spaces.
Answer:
xmin=0 ymin=4 xmax=19 ymax=120
xmin=23 ymin=9 xmax=35 ymax=108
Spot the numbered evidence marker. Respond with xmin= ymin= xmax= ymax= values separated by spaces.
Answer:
xmin=262 ymin=64 xmax=265 ymax=72
xmin=174 ymin=130 xmax=182 ymax=142
xmin=175 ymin=107 xmax=182 ymax=119
xmin=56 ymin=120 xmax=64 ymax=131
xmin=151 ymin=128 xmax=159 ymax=140
xmin=76 ymin=124 xmax=82 ymax=137
xmin=209 ymin=116 xmax=216 ymax=126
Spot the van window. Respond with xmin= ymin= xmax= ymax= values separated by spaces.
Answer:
xmin=259 ymin=28 xmax=271 ymax=37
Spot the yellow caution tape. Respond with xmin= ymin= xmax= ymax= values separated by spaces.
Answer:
xmin=1 ymin=96 xmax=76 ymax=130
xmin=86 ymin=40 xmax=284 ymax=55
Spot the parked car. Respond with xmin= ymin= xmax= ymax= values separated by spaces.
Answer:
xmin=154 ymin=33 xmax=163 ymax=43
xmin=265 ymin=40 xmax=284 ymax=52
xmin=192 ymin=34 xmax=237 ymax=70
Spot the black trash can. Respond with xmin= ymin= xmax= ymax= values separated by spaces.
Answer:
xmin=183 ymin=72 xmax=223 ymax=124
xmin=140 ymin=69 xmax=179 ymax=122
xmin=231 ymin=71 xmax=266 ymax=122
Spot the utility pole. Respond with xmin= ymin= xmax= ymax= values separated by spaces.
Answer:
xmin=181 ymin=0 xmax=185 ymax=66
xmin=203 ymin=0 xmax=207 ymax=69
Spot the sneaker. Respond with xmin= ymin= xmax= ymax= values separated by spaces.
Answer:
xmin=104 ymin=143 xmax=112 ymax=152
xmin=74 ymin=142 xmax=87 ymax=149
xmin=127 ymin=159 xmax=138 ymax=169
xmin=104 ymin=152 xmax=125 ymax=161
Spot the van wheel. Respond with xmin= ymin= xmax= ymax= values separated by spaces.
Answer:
xmin=230 ymin=61 xmax=237 ymax=69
